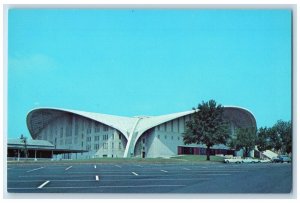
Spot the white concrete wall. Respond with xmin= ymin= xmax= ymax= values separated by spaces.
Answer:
xmin=37 ymin=113 xmax=241 ymax=159
xmin=38 ymin=114 xmax=127 ymax=159
xmin=135 ymin=115 xmax=238 ymax=158
xmin=135 ymin=116 xmax=191 ymax=158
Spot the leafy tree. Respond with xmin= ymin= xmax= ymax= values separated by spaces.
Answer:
xmin=256 ymin=127 xmax=269 ymax=152
xmin=255 ymin=120 xmax=292 ymax=155
xmin=230 ymin=127 xmax=256 ymax=157
xmin=20 ymin=134 xmax=28 ymax=158
xmin=268 ymin=127 xmax=282 ymax=152
xmin=256 ymin=127 xmax=280 ymax=152
xmin=273 ymin=120 xmax=292 ymax=154
xmin=183 ymin=100 xmax=230 ymax=161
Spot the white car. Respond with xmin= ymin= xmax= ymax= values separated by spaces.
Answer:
xmin=259 ymin=159 xmax=271 ymax=163
xmin=224 ymin=157 xmax=243 ymax=163
xmin=242 ymin=157 xmax=260 ymax=163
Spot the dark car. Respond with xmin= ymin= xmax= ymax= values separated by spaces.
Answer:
xmin=272 ymin=155 xmax=291 ymax=163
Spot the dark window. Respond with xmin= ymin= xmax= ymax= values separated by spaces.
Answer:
xmin=104 ymin=126 xmax=109 ymax=131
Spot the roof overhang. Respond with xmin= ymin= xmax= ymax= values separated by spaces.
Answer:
xmin=26 ymin=107 xmax=137 ymax=139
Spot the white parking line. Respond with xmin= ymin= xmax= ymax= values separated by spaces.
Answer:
xmin=27 ymin=167 xmax=44 ymax=173
xmin=183 ymin=167 xmax=191 ymax=170
xmin=37 ymin=180 xmax=50 ymax=189
xmin=115 ymin=165 xmax=121 ymax=168
xmin=95 ymin=175 xmax=99 ymax=181
xmin=135 ymin=165 xmax=143 ymax=167
xmin=9 ymin=185 xmax=186 ymax=190
xmin=20 ymin=174 xmax=102 ymax=178
xmin=9 ymin=177 xmax=211 ymax=183
xmin=19 ymin=173 xmax=231 ymax=178
xmin=160 ymin=170 xmax=168 ymax=173
xmin=65 ymin=166 xmax=72 ymax=171
xmin=132 ymin=172 xmax=139 ymax=176
xmin=9 ymin=180 xmax=97 ymax=182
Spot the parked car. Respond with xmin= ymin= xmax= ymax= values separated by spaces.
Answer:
xmin=259 ymin=159 xmax=271 ymax=163
xmin=224 ymin=157 xmax=243 ymax=164
xmin=272 ymin=155 xmax=291 ymax=163
xmin=242 ymin=157 xmax=260 ymax=163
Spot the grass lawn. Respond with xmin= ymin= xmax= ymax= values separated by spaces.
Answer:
xmin=170 ymin=155 xmax=225 ymax=163
xmin=7 ymin=155 xmax=225 ymax=164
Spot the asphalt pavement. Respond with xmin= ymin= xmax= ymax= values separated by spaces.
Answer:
xmin=6 ymin=162 xmax=292 ymax=193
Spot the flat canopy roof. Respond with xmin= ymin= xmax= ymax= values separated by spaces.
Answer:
xmin=8 ymin=139 xmax=88 ymax=154
xmin=7 ymin=146 xmax=88 ymax=154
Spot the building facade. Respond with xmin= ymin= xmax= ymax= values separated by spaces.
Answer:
xmin=26 ymin=106 xmax=256 ymax=159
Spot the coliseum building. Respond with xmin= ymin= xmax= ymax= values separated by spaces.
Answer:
xmin=26 ymin=106 xmax=256 ymax=159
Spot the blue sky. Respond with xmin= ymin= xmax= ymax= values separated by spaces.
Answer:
xmin=8 ymin=9 xmax=292 ymax=139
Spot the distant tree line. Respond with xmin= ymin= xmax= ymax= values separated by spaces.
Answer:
xmin=183 ymin=99 xmax=292 ymax=160
xmin=227 ymin=119 xmax=292 ymax=157
xmin=256 ymin=120 xmax=292 ymax=154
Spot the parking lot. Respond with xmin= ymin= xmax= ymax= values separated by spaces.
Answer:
xmin=7 ymin=162 xmax=292 ymax=193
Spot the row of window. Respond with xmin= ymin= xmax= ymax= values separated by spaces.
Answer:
xmin=88 ymin=134 xmax=121 ymax=142
xmin=84 ymin=134 xmax=121 ymax=140
xmin=46 ymin=133 xmax=123 ymax=146
xmin=157 ymin=116 xmax=191 ymax=133
xmin=157 ymin=134 xmax=181 ymax=141
xmin=89 ymin=142 xmax=123 ymax=151
xmin=87 ymin=125 xmax=108 ymax=134
xmin=74 ymin=119 xmax=110 ymax=135
xmin=103 ymin=134 xmax=109 ymax=140
xmin=46 ymin=126 xmax=106 ymax=138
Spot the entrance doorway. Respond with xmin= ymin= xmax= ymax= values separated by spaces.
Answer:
xmin=142 ymin=151 xmax=146 ymax=158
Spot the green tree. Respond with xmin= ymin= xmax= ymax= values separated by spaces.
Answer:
xmin=256 ymin=120 xmax=292 ymax=155
xmin=183 ymin=100 xmax=230 ymax=161
xmin=256 ymin=127 xmax=269 ymax=152
xmin=231 ymin=127 xmax=256 ymax=157
xmin=268 ymin=127 xmax=282 ymax=152
xmin=273 ymin=120 xmax=292 ymax=154
xmin=20 ymin=134 xmax=28 ymax=158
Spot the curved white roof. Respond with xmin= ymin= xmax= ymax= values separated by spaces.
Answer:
xmin=27 ymin=106 xmax=256 ymax=137
xmin=26 ymin=107 xmax=138 ymax=139
xmin=27 ymin=106 xmax=256 ymax=157
xmin=135 ymin=110 xmax=194 ymax=134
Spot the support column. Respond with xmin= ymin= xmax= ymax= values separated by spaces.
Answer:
xmin=17 ymin=149 xmax=20 ymax=161
xmin=34 ymin=150 xmax=37 ymax=161
xmin=123 ymin=118 xmax=142 ymax=158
